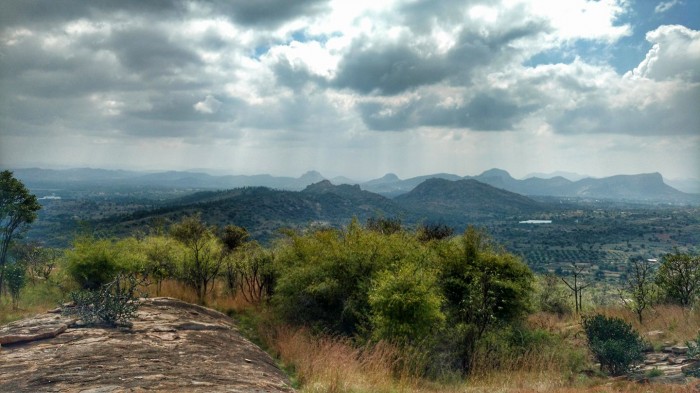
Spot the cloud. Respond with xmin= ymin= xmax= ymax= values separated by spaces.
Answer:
xmin=628 ymin=25 xmax=700 ymax=82
xmin=654 ymin=0 xmax=680 ymax=14
xmin=194 ymin=95 xmax=223 ymax=114
xmin=0 ymin=0 xmax=697 ymax=180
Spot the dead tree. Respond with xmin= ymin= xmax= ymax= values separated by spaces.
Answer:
xmin=561 ymin=263 xmax=591 ymax=314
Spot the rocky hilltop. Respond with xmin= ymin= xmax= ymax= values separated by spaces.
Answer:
xmin=0 ymin=298 xmax=293 ymax=393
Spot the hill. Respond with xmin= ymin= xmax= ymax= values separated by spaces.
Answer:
xmin=359 ymin=168 xmax=697 ymax=203
xmin=100 ymin=182 xmax=407 ymax=241
xmin=394 ymin=178 xmax=546 ymax=223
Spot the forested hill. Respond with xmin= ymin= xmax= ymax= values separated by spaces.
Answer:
xmin=394 ymin=178 xmax=546 ymax=224
xmin=95 ymin=179 xmax=550 ymax=242
xmin=98 ymin=183 xmax=408 ymax=241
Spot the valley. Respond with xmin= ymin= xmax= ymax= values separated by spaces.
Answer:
xmin=18 ymin=168 xmax=699 ymax=286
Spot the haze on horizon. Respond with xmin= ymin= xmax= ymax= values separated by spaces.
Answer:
xmin=1 ymin=0 xmax=699 ymax=181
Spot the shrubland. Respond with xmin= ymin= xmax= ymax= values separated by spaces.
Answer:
xmin=2 ymin=212 xmax=700 ymax=392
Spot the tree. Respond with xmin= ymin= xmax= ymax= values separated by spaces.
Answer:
xmin=12 ymin=242 xmax=57 ymax=283
xmin=417 ymin=223 xmax=454 ymax=242
xmin=369 ymin=263 xmax=444 ymax=343
xmin=656 ymin=251 xmax=700 ymax=306
xmin=619 ymin=256 xmax=657 ymax=323
xmin=438 ymin=227 xmax=533 ymax=374
xmin=560 ymin=263 xmax=591 ymax=314
xmin=366 ymin=216 xmax=402 ymax=235
xmin=5 ymin=260 xmax=26 ymax=310
xmin=140 ymin=236 xmax=177 ymax=296
xmin=219 ymin=225 xmax=249 ymax=294
xmin=0 ymin=171 xmax=41 ymax=295
xmin=170 ymin=214 xmax=223 ymax=304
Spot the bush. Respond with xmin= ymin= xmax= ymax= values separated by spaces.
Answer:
xmin=368 ymin=264 xmax=444 ymax=343
xmin=5 ymin=261 xmax=27 ymax=309
xmin=64 ymin=237 xmax=123 ymax=289
xmin=64 ymin=273 xmax=145 ymax=327
xmin=582 ymin=314 xmax=645 ymax=376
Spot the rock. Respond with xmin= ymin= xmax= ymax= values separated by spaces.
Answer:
xmin=672 ymin=346 xmax=689 ymax=355
xmin=0 ymin=297 xmax=293 ymax=393
xmin=682 ymin=361 xmax=700 ymax=374
xmin=646 ymin=330 xmax=665 ymax=339
xmin=0 ymin=314 xmax=76 ymax=345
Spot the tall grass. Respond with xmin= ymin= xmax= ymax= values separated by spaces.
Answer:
xmin=0 ymin=279 xmax=65 ymax=324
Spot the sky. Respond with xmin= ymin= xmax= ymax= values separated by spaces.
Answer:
xmin=0 ymin=0 xmax=698 ymax=181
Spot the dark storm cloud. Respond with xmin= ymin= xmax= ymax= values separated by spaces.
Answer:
xmin=358 ymin=90 xmax=531 ymax=131
xmin=107 ymin=27 xmax=202 ymax=77
xmin=215 ymin=0 xmax=329 ymax=28
xmin=333 ymin=43 xmax=451 ymax=95
xmin=331 ymin=16 xmax=548 ymax=96
xmin=0 ymin=1 xmax=184 ymax=29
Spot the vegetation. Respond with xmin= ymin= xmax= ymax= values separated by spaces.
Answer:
xmin=64 ymin=273 xmax=145 ymax=327
xmin=0 ymin=170 xmax=41 ymax=295
xmin=656 ymin=251 xmax=700 ymax=306
xmin=582 ymin=314 xmax=645 ymax=376
xmin=2 ymin=171 xmax=699 ymax=392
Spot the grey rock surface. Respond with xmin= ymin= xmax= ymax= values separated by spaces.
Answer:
xmin=0 ymin=297 xmax=293 ymax=392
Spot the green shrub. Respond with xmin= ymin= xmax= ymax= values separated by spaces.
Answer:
xmin=582 ymin=314 xmax=645 ymax=376
xmin=5 ymin=261 xmax=27 ymax=309
xmin=64 ymin=273 xmax=145 ymax=327
xmin=369 ymin=264 xmax=444 ymax=343
xmin=64 ymin=237 xmax=123 ymax=289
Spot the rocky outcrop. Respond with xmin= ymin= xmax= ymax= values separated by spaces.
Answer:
xmin=0 ymin=297 xmax=294 ymax=392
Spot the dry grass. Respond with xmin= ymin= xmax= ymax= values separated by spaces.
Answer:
xmin=266 ymin=327 xmax=411 ymax=393
xmin=598 ymin=305 xmax=700 ymax=345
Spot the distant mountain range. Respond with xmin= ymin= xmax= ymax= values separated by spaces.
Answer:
xmin=8 ymin=167 xmax=699 ymax=204
xmin=362 ymin=168 xmax=697 ymax=203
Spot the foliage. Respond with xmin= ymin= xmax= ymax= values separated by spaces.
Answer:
xmin=5 ymin=260 xmax=26 ymax=309
xmin=437 ymin=227 xmax=534 ymax=374
xmin=273 ymin=222 xmax=534 ymax=377
xmin=417 ymin=223 xmax=454 ymax=242
xmin=64 ymin=236 xmax=126 ymax=289
xmin=655 ymin=251 xmax=700 ymax=306
xmin=620 ymin=256 xmax=657 ymax=323
xmin=366 ymin=216 xmax=402 ymax=235
xmin=582 ymin=314 xmax=645 ymax=376
xmin=140 ymin=235 xmax=178 ymax=295
xmin=219 ymin=224 xmax=249 ymax=253
xmin=12 ymin=242 xmax=58 ymax=283
xmin=537 ymin=274 xmax=572 ymax=316
xmin=368 ymin=262 xmax=444 ymax=343
xmin=63 ymin=236 xmax=144 ymax=291
xmin=227 ymin=242 xmax=276 ymax=304
xmin=219 ymin=224 xmax=250 ymax=294
xmin=0 ymin=170 xmax=41 ymax=295
xmin=170 ymin=214 xmax=224 ymax=303
xmin=64 ymin=273 xmax=145 ymax=327
xmin=273 ymin=222 xmax=387 ymax=334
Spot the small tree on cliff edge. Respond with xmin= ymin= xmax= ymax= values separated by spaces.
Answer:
xmin=0 ymin=171 xmax=41 ymax=295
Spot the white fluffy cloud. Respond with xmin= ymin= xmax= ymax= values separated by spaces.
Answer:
xmin=628 ymin=25 xmax=700 ymax=82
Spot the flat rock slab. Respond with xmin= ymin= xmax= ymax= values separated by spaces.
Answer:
xmin=0 ymin=313 xmax=76 ymax=345
xmin=0 ymin=297 xmax=294 ymax=393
